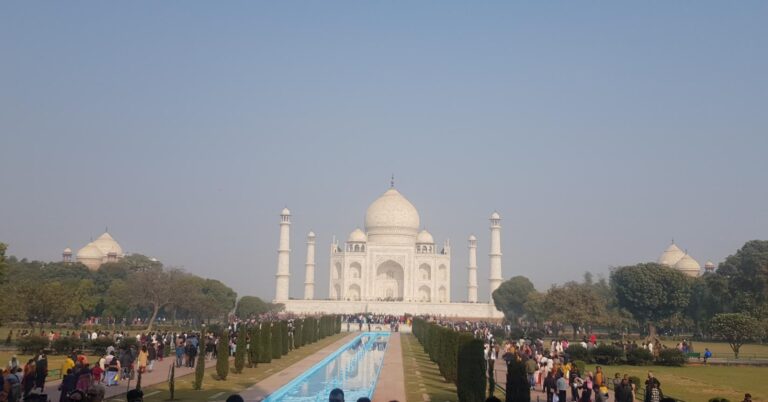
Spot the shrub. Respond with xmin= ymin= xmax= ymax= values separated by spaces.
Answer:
xmin=626 ymin=348 xmax=654 ymax=366
xmin=234 ymin=326 xmax=246 ymax=374
xmin=247 ymin=326 xmax=259 ymax=368
xmin=281 ymin=321 xmax=289 ymax=355
xmin=591 ymin=344 xmax=624 ymax=365
xmin=709 ymin=398 xmax=730 ymax=402
xmin=657 ymin=348 xmax=686 ymax=366
xmin=52 ymin=337 xmax=82 ymax=354
xmin=90 ymin=338 xmax=116 ymax=356
xmin=456 ymin=334 xmax=485 ymax=402
xmin=259 ymin=323 xmax=271 ymax=363
xmin=628 ymin=376 xmax=642 ymax=388
xmin=216 ymin=330 xmax=229 ymax=380
xmin=119 ymin=337 xmax=139 ymax=350
xmin=17 ymin=335 xmax=49 ymax=354
xmin=294 ymin=319 xmax=303 ymax=348
xmin=271 ymin=323 xmax=282 ymax=359
xmin=565 ymin=344 xmax=589 ymax=362
xmin=193 ymin=344 xmax=205 ymax=390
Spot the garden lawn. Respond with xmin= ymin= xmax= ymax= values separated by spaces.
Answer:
xmin=592 ymin=364 xmax=767 ymax=402
xmin=133 ymin=333 xmax=346 ymax=401
xmin=401 ymin=333 xmax=458 ymax=402
xmin=657 ymin=340 xmax=768 ymax=360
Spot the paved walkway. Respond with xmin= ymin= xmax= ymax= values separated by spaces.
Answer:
xmin=372 ymin=333 xmax=406 ymax=402
xmin=239 ymin=333 xmax=357 ymax=401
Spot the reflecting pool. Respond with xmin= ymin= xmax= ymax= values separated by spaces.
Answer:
xmin=263 ymin=332 xmax=391 ymax=402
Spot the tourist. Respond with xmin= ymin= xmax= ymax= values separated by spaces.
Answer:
xmin=175 ymin=340 xmax=184 ymax=368
xmin=644 ymin=374 xmax=662 ymax=402
xmin=147 ymin=343 xmax=157 ymax=372
xmin=568 ymin=365 xmax=581 ymax=401
xmin=225 ymin=395 xmax=244 ymax=402
xmin=61 ymin=356 xmax=75 ymax=380
xmin=21 ymin=359 xmax=36 ymax=399
xmin=704 ymin=348 xmax=712 ymax=364
xmin=34 ymin=352 xmax=48 ymax=391
xmin=87 ymin=377 xmax=106 ymax=402
xmin=742 ymin=393 xmax=752 ymax=402
xmin=58 ymin=369 xmax=77 ymax=402
xmin=578 ymin=373 xmax=592 ymax=402
xmin=556 ymin=372 xmax=567 ymax=402
xmin=544 ymin=371 xmax=555 ymax=402
xmin=138 ymin=346 xmax=148 ymax=374
xmin=356 ymin=398 xmax=371 ymax=402
xmin=525 ymin=356 xmax=537 ymax=391
xmin=105 ymin=353 xmax=120 ymax=386
xmin=4 ymin=367 xmax=21 ymax=402
xmin=76 ymin=364 xmax=92 ymax=393
xmin=615 ymin=376 xmax=633 ymax=402
xmin=329 ymin=388 xmax=344 ymax=402
xmin=8 ymin=356 xmax=19 ymax=372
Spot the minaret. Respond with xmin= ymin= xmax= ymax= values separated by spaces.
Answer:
xmin=489 ymin=211 xmax=503 ymax=302
xmin=304 ymin=231 xmax=316 ymax=300
xmin=467 ymin=235 xmax=478 ymax=303
xmin=275 ymin=207 xmax=291 ymax=301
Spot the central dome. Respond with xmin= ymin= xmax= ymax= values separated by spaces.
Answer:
xmin=365 ymin=188 xmax=420 ymax=236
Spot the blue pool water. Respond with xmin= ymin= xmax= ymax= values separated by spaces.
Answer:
xmin=263 ymin=332 xmax=391 ymax=402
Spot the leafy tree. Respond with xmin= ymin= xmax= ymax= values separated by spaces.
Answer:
xmin=0 ymin=243 xmax=7 ymax=283
xmin=128 ymin=268 xmax=173 ymax=331
xmin=544 ymin=281 xmax=607 ymax=338
xmin=23 ymin=281 xmax=72 ymax=326
xmin=492 ymin=276 xmax=536 ymax=322
xmin=611 ymin=263 xmax=691 ymax=337
xmin=709 ymin=313 xmax=760 ymax=359
xmin=716 ymin=240 xmax=768 ymax=318
xmin=216 ymin=330 xmax=229 ymax=380
xmin=193 ymin=344 xmax=205 ymax=390
xmin=236 ymin=296 xmax=280 ymax=318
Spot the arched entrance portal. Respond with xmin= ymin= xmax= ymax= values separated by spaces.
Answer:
xmin=376 ymin=260 xmax=404 ymax=301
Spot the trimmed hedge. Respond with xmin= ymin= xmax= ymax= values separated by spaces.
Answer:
xmin=591 ymin=344 xmax=624 ymax=365
xmin=271 ymin=322 xmax=282 ymax=359
xmin=193 ymin=344 xmax=205 ymax=390
xmin=281 ymin=321 xmax=289 ymax=355
xmin=626 ymin=348 xmax=654 ymax=366
xmin=457 ymin=334 xmax=486 ymax=402
xmin=657 ymin=348 xmax=686 ymax=366
xmin=17 ymin=335 xmax=48 ymax=354
xmin=234 ymin=326 xmax=247 ymax=373
xmin=413 ymin=318 xmax=485 ymax=391
xmin=565 ymin=344 xmax=589 ymax=362
xmin=259 ymin=322 xmax=272 ymax=363
xmin=216 ymin=330 xmax=229 ymax=380
xmin=247 ymin=326 xmax=259 ymax=368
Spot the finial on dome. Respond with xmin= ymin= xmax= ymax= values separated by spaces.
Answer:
xmin=390 ymin=174 xmax=395 ymax=188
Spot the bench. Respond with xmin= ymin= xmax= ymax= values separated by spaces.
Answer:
xmin=686 ymin=352 xmax=701 ymax=360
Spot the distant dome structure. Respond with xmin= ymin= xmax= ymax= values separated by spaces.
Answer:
xmin=67 ymin=230 xmax=125 ymax=270
xmin=656 ymin=240 xmax=706 ymax=277
xmin=658 ymin=242 xmax=685 ymax=266
xmin=674 ymin=254 xmax=701 ymax=277
xmin=705 ymin=261 xmax=716 ymax=272
xmin=416 ymin=230 xmax=435 ymax=244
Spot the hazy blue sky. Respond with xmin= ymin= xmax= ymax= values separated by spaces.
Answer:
xmin=2 ymin=2 xmax=766 ymax=302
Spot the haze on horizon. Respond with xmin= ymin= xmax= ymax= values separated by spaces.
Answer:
xmin=1 ymin=2 xmax=766 ymax=302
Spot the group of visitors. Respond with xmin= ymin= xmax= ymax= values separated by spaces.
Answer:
xmin=1 ymin=352 xmax=48 ymax=401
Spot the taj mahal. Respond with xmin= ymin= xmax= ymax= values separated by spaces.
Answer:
xmin=275 ymin=185 xmax=505 ymax=318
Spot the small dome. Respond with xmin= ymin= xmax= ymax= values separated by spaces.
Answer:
xmin=281 ymin=207 xmax=291 ymax=216
xmin=92 ymin=232 xmax=123 ymax=256
xmin=658 ymin=242 xmax=685 ymax=267
xmin=76 ymin=242 xmax=103 ymax=259
xmin=347 ymin=228 xmax=367 ymax=243
xmin=364 ymin=188 xmax=420 ymax=233
xmin=63 ymin=247 xmax=72 ymax=254
xmin=674 ymin=254 xmax=701 ymax=275
xmin=490 ymin=212 xmax=501 ymax=220
xmin=417 ymin=230 xmax=435 ymax=244
xmin=705 ymin=261 xmax=715 ymax=269
xmin=468 ymin=234 xmax=477 ymax=241
xmin=308 ymin=231 xmax=316 ymax=238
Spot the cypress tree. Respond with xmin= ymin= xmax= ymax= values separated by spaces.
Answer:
xmin=247 ymin=326 xmax=259 ymax=368
xmin=259 ymin=322 xmax=272 ymax=363
xmin=457 ymin=335 xmax=486 ymax=402
xmin=234 ymin=326 xmax=247 ymax=374
xmin=271 ymin=322 xmax=282 ymax=359
xmin=193 ymin=344 xmax=205 ymax=390
xmin=281 ymin=321 xmax=289 ymax=355
xmin=294 ymin=319 xmax=303 ymax=348
xmin=216 ymin=329 xmax=229 ymax=380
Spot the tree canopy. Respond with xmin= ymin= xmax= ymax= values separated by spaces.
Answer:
xmin=611 ymin=263 xmax=692 ymax=336
xmin=492 ymin=276 xmax=536 ymax=322
xmin=709 ymin=313 xmax=760 ymax=359
xmin=235 ymin=296 xmax=283 ymax=317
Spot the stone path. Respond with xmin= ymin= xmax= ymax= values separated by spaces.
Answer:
xmin=372 ymin=332 xmax=406 ymax=402
xmin=238 ymin=333 xmax=357 ymax=401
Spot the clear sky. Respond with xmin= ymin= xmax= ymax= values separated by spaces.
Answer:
xmin=1 ymin=2 xmax=766 ymax=302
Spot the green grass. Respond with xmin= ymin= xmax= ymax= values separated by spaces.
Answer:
xmin=657 ymin=340 xmax=768 ymax=359
xmin=586 ymin=364 xmax=767 ymax=402
xmin=401 ymin=334 xmax=458 ymax=402
xmin=135 ymin=333 xmax=347 ymax=401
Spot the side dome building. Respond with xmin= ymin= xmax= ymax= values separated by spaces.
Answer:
xmin=67 ymin=231 xmax=125 ymax=270
xmin=657 ymin=240 xmax=704 ymax=277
